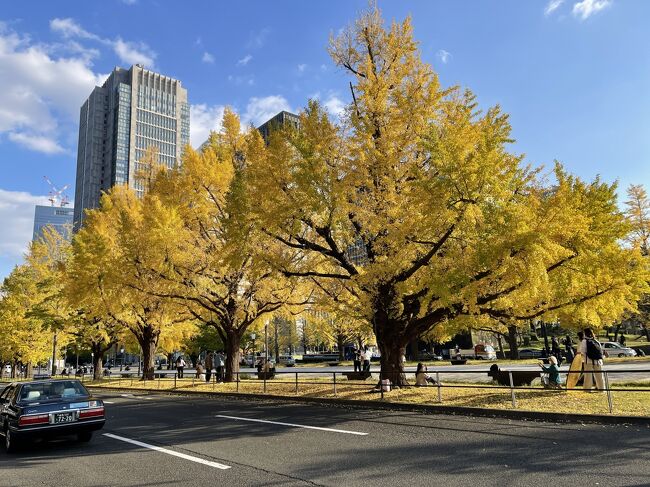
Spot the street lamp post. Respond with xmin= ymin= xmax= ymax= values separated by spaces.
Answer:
xmin=120 ymin=347 xmax=125 ymax=371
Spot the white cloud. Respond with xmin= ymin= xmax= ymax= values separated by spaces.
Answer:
xmin=113 ymin=38 xmax=156 ymax=68
xmin=297 ymin=63 xmax=307 ymax=73
xmin=320 ymin=64 xmax=328 ymax=72
xmin=190 ymin=104 xmax=225 ymax=148
xmin=227 ymin=74 xmax=255 ymax=86
xmin=243 ymin=96 xmax=292 ymax=127
xmin=0 ymin=189 xmax=49 ymax=259
xmin=436 ymin=49 xmax=452 ymax=64
xmin=8 ymin=132 xmax=66 ymax=154
xmin=323 ymin=95 xmax=346 ymax=119
xmin=0 ymin=24 xmax=107 ymax=154
xmin=237 ymin=54 xmax=252 ymax=66
xmin=247 ymin=28 xmax=270 ymax=49
xmin=202 ymin=51 xmax=215 ymax=64
xmin=572 ymin=0 xmax=611 ymax=20
xmin=544 ymin=0 xmax=565 ymax=16
xmin=50 ymin=17 xmax=157 ymax=69
xmin=49 ymin=18 xmax=98 ymax=40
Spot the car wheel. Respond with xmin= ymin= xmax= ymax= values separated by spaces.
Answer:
xmin=5 ymin=427 xmax=20 ymax=453
xmin=619 ymin=353 xmax=625 ymax=358
xmin=77 ymin=431 xmax=93 ymax=442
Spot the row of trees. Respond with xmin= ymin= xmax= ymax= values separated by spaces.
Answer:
xmin=2 ymin=8 xmax=649 ymax=384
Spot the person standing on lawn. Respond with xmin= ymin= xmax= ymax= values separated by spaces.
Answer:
xmin=578 ymin=328 xmax=605 ymax=391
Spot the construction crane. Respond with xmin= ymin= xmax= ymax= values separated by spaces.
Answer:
xmin=43 ymin=176 xmax=70 ymax=207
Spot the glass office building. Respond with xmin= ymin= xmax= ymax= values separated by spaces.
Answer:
xmin=74 ymin=64 xmax=189 ymax=230
xmin=33 ymin=205 xmax=74 ymax=242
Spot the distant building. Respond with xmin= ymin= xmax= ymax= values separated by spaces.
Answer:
xmin=257 ymin=111 xmax=300 ymax=143
xmin=33 ymin=205 xmax=74 ymax=242
xmin=73 ymin=64 xmax=189 ymax=230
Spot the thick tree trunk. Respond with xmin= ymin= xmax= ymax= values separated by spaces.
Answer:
xmin=92 ymin=352 xmax=103 ymax=381
xmin=377 ymin=339 xmax=407 ymax=387
xmin=613 ymin=324 xmax=622 ymax=342
xmin=507 ymin=325 xmax=519 ymax=359
xmin=337 ymin=334 xmax=345 ymax=361
xmin=224 ymin=330 xmax=242 ymax=382
xmin=138 ymin=325 xmax=159 ymax=380
xmin=496 ymin=334 xmax=504 ymax=359
xmin=409 ymin=336 xmax=419 ymax=361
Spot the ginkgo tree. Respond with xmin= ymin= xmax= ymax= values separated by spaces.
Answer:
xmin=139 ymin=110 xmax=309 ymax=381
xmin=248 ymin=8 xmax=649 ymax=384
xmin=69 ymin=185 xmax=197 ymax=380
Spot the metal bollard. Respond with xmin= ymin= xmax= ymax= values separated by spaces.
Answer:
xmin=333 ymin=372 xmax=337 ymax=396
xmin=236 ymin=372 xmax=239 ymax=392
xmin=263 ymin=374 xmax=267 ymax=393
xmin=436 ymin=372 xmax=441 ymax=403
xmin=174 ymin=373 xmax=177 ymax=389
xmin=295 ymin=372 xmax=298 ymax=394
xmin=380 ymin=372 xmax=384 ymax=400
xmin=604 ymin=371 xmax=613 ymax=414
xmin=158 ymin=374 xmax=161 ymax=389
xmin=508 ymin=371 xmax=517 ymax=408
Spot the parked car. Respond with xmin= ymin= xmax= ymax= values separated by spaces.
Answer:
xmin=447 ymin=344 xmax=497 ymax=360
xmin=277 ymin=355 xmax=296 ymax=367
xmin=518 ymin=348 xmax=544 ymax=359
xmin=602 ymin=342 xmax=637 ymax=358
xmin=0 ymin=379 xmax=105 ymax=453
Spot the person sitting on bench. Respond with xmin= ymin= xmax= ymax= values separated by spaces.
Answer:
xmin=415 ymin=362 xmax=437 ymax=386
xmin=539 ymin=356 xmax=562 ymax=388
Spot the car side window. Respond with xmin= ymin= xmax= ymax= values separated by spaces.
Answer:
xmin=0 ymin=385 xmax=14 ymax=403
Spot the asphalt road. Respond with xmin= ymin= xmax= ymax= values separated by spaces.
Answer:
xmin=1 ymin=391 xmax=649 ymax=486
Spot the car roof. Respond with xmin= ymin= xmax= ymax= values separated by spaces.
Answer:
xmin=14 ymin=379 xmax=84 ymax=387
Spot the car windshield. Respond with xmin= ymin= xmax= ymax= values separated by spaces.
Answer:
xmin=18 ymin=381 xmax=89 ymax=404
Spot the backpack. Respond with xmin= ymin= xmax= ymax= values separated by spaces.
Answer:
xmin=586 ymin=338 xmax=603 ymax=361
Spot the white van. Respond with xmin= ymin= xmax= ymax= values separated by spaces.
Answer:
xmin=278 ymin=355 xmax=296 ymax=367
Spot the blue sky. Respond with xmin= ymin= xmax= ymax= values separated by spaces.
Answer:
xmin=1 ymin=0 xmax=649 ymax=280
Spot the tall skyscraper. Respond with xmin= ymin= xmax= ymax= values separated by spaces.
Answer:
xmin=74 ymin=64 xmax=189 ymax=230
xmin=257 ymin=111 xmax=299 ymax=143
xmin=33 ymin=205 xmax=74 ymax=242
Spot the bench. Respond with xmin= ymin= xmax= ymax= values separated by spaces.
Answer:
xmin=343 ymin=371 xmax=372 ymax=380
xmin=257 ymin=371 xmax=275 ymax=380
xmin=488 ymin=366 xmax=540 ymax=386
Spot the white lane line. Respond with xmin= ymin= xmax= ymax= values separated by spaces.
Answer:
xmin=103 ymin=433 xmax=231 ymax=470
xmin=103 ymin=401 xmax=115 ymax=404
xmin=216 ymin=414 xmax=369 ymax=436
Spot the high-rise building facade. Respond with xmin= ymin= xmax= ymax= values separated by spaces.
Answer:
xmin=257 ymin=111 xmax=299 ymax=143
xmin=74 ymin=64 xmax=189 ymax=229
xmin=33 ymin=205 xmax=74 ymax=242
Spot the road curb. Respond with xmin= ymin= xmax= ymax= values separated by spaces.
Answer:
xmin=88 ymin=386 xmax=650 ymax=426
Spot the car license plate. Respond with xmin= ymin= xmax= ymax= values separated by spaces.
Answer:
xmin=53 ymin=412 xmax=76 ymax=424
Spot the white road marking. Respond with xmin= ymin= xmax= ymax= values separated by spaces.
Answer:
xmin=119 ymin=394 xmax=152 ymax=400
xmin=103 ymin=401 xmax=115 ymax=404
xmin=216 ymin=414 xmax=369 ymax=436
xmin=103 ymin=433 xmax=231 ymax=469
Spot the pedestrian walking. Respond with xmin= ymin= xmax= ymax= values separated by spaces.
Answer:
xmin=362 ymin=346 xmax=371 ymax=372
xmin=551 ymin=336 xmax=563 ymax=365
xmin=619 ymin=334 xmax=627 ymax=346
xmin=176 ymin=356 xmax=186 ymax=379
xmin=353 ymin=348 xmax=361 ymax=373
xmin=205 ymin=351 xmax=214 ymax=383
xmin=216 ymin=352 xmax=225 ymax=381
xmin=578 ymin=328 xmax=605 ymax=391
xmin=564 ymin=334 xmax=574 ymax=363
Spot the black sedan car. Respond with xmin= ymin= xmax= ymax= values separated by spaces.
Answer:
xmin=0 ymin=379 xmax=105 ymax=452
